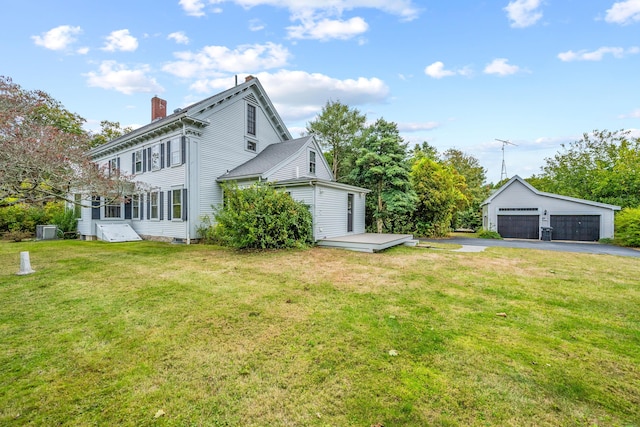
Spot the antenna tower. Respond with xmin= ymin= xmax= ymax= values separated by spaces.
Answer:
xmin=495 ymin=138 xmax=517 ymax=181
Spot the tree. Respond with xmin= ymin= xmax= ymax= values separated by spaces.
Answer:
xmin=90 ymin=120 xmax=134 ymax=148
xmin=441 ymin=148 xmax=489 ymax=230
xmin=410 ymin=157 xmax=469 ymax=236
xmin=348 ymin=118 xmax=416 ymax=233
xmin=306 ymin=100 xmax=366 ymax=181
xmin=0 ymin=76 xmax=135 ymax=207
xmin=536 ymin=129 xmax=640 ymax=208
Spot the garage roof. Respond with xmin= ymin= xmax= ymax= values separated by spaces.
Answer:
xmin=482 ymin=175 xmax=621 ymax=211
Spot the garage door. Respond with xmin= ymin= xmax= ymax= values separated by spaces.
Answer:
xmin=550 ymin=215 xmax=600 ymax=241
xmin=497 ymin=215 xmax=540 ymax=239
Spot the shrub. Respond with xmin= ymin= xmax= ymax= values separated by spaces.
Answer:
xmin=477 ymin=229 xmax=502 ymax=239
xmin=49 ymin=203 xmax=78 ymax=239
xmin=205 ymin=183 xmax=313 ymax=249
xmin=615 ymin=207 xmax=640 ymax=247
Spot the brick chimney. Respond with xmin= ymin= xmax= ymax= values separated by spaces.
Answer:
xmin=151 ymin=96 xmax=167 ymax=121
xmin=245 ymin=75 xmax=255 ymax=82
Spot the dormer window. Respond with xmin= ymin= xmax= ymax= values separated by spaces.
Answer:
xmin=247 ymin=104 xmax=256 ymax=136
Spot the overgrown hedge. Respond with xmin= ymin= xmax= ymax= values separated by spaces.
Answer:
xmin=615 ymin=207 xmax=640 ymax=247
xmin=0 ymin=201 xmax=77 ymax=240
xmin=198 ymin=183 xmax=313 ymax=249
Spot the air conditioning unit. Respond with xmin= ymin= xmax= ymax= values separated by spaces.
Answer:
xmin=36 ymin=225 xmax=58 ymax=240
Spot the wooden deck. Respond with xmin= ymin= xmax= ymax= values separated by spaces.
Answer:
xmin=316 ymin=233 xmax=418 ymax=253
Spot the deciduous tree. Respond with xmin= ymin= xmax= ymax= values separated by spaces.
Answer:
xmin=306 ymin=100 xmax=366 ymax=181
xmin=0 ymin=76 xmax=135 ymax=207
xmin=536 ymin=129 xmax=640 ymax=208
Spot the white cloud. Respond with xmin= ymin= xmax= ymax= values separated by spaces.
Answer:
xmin=180 ymin=0 xmax=421 ymax=21
xmin=188 ymin=69 xmax=390 ymax=121
xmin=605 ymin=0 xmax=640 ymax=25
xmin=84 ymin=61 xmax=163 ymax=95
xmin=163 ymin=42 xmax=290 ymax=78
xmin=619 ymin=108 xmax=640 ymax=119
xmin=168 ymin=31 xmax=190 ymax=44
xmin=424 ymin=61 xmax=472 ymax=79
xmin=398 ymin=122 xmax=441 ymax=132
xmin=249 ymin=19 xmax=265 ymax=31
xmin=287 ymin=16 xmax=368 ymax=40
xmin=484 ymin=58 xmax=521 ymax=76
xmin=32 ymin=25 xmax=82 ymax=51
xmin=179 ymin=1 xmax=420 ymax=40
xmin=102 ymin=29 xmax=138 ymax=52
xmin=504 ymin=0 xmax=543 ymax=28
xmin=557 ymin=46 xmax=640 ymax=61
xmin=77 ymin=47 xmax=90 ymax=55
xmin=179 ymin=0 xmax=206 ymax=16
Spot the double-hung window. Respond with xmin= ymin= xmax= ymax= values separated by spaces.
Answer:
xmin=309 ymin=150 xmax=316 ymax=174
xmin=171 ymin=189 xmax=182 ymax=219
xmin=170 ymin=139 xmax=182 ymax=165
xmin=131 ymin=194 xmax=141 ymax=219
xmin=108 ymin=157 xmax=119 ymax=176
xmin=150 ymin=191 xmax=159 ymax=219
xmin=134 ymin=150 xmax=143 ymax=173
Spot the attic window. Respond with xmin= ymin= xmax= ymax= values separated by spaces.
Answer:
xmin=247 ymin=104 xmax=256 ymax=136
xmin=246 ymin=139 xmax=257 ymax=152
xmin=309 ymin=150 xmax=316 ymax=174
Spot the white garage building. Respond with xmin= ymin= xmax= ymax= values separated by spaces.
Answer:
xmin=482 ymin=176 xmax=620 ymax=241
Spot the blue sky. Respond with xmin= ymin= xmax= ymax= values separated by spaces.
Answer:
xmin=2 ymin=0 xmax=639 ymax=183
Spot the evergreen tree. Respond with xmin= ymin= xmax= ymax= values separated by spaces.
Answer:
xmin=348 ymin=118 xmax=416 ymax=233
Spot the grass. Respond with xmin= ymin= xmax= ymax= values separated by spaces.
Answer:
xmin=0 ymin=240 xmax=639 ymax=426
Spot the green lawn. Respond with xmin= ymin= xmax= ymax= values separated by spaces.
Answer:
xmin=1 ymin=240 xmax=638 ymax=426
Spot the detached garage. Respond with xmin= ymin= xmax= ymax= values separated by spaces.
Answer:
xmin=482 ymin=176 xmax=620 ymax=241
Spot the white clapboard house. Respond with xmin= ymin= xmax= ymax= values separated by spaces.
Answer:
xmin=77 ymin=76 xmax=370 ymax=244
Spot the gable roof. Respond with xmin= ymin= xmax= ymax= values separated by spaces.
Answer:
xmin=482 ymin=175 xmax=621 ymax=210
xmin=217 ymin=136 xmax=313 ymax=181
xmin=89 ymin=77 xmax=291 ymax=158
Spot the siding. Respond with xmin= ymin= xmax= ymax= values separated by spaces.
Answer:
xmin=269 ymin=145 xmax=333 ymax=182
xmin=487 ymin=179 xmax=616 ymax=239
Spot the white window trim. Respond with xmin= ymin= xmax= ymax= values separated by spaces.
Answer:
xmin=150 ymin=191 xmax=160 ymax=220
xmin=151 ymin=144 xmax=162 ymax=171
xmin=170 ymin=138 xmax=182 ymax=166
xmin=171 ymin=187 xmax=183 ymax=221
xmin=246 ymin=102 xmax=257 ymax=137
xmin=309 ymin=150 xmax=317 ymax=175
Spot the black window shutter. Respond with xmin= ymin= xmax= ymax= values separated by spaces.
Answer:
xmin=147 ymin=147 xmax=152 ymax=171
xmin=142 ymin=149 xmax=147 ymax=172
xmin=159 ymin=191 xmax=164 ymax=220
xmin=182 ymin=188 xmax=188 ymax=220
xmin=140 ymin=194 xmax=144 ymax=220
xmin=147 ymin=192 xmax=151 ymax=219
xmin=124 ymin=197 xmax=132 ymax=219
xmin=131 ymin=152 xmax=135 ymax=173
xmin=92 ymin=196 xmax=101 ymax=219
xmin=160 ymin=143 xmax=165 ymax=169
xmin=167 ymin=190 xmax=172 ymax=220
xmin=116 ymin=157 xmax=121 ymax=171
xmin=181 ymin=136 xmax=186 ymax=165
xmin=166 ymin=140 xmax=171 ymax=167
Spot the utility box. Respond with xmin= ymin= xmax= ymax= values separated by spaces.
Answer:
xmin=36 ymin=225 xmax=58 ymax=240
xmin=541 ymin=227 xmax=553 ymax=242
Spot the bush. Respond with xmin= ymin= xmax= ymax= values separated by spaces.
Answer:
xmin=0 ymin=203 xmax=49 ymax=233
xmin=615 ymin=207 xmax=640 ymax=247
xmin=477 ymin=229 xmax=502 ymax=239
xmin=204 ymin=183 xmax=313 ymax=249
xmin=49 ymin=203 xmax=78 ymax=239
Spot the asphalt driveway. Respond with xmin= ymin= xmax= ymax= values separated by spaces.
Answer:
xmin=421 ymin=237 xmax=640 ymax=258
